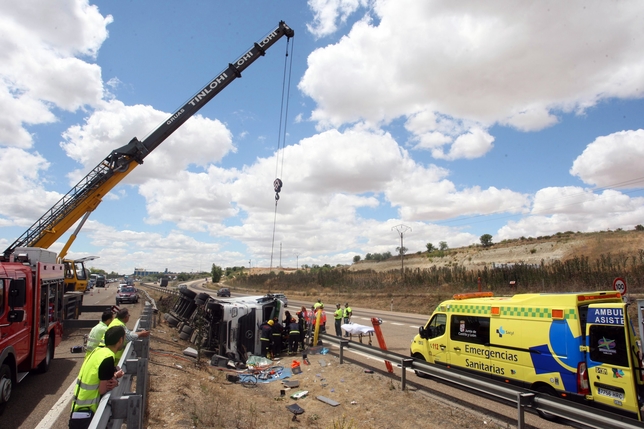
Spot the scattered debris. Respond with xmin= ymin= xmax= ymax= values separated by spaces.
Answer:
xmin=183 ymin=347 xmax=198 ymax=358
xmin=317 ymin=396 xmax=340 ymax=407
xmin=364 ymin=369 xmax=374 ymax=374
xmin=286 ymin=403 xmax=305 ymax=421
xmin=319 ymin=359 xmax=327 ymax=367
xmin=283 ymin=380 xmax=300 ymax=388
xmin=290 ymin=390 xmax=309 ymax=399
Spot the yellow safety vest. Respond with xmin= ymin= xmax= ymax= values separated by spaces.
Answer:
xmin=108 ymin=318 xmax=127 ymax=362
xmin=343 ymin=307 xmax=352 ymax=318
xmin=85 ymin=321 xmax=109 ymax=357
xmin=334 ymin=309 xmax=343 ymax=319
xmin=72 ymin=347 xmax=115 ymax=412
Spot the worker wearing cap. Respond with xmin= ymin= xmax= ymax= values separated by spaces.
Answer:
xmin=343 ymin=303 xmax=353 ymax=337
xmin=334 ymin=304 xmax=343 ymax=337
xmin=314 ymin=298 xmax=323 ymax=310
xmin=259 ymin=320 xmax=273 ymax=358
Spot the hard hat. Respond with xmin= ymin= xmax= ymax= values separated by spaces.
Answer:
xmin=268 ymin=320 xmax=274 ymax=326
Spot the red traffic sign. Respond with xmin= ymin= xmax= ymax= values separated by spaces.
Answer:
xmin=613 ymin=277 xmax=627 ymax=295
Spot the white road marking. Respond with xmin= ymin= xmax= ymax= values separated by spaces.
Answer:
xmin=34 ymin=377 xmax=76 ymax=429
xmin=390 ymin=322 xmax=404 ymax=326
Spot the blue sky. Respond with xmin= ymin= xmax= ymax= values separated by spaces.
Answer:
xmin=1 ymin=1 xmax=644 ymax=274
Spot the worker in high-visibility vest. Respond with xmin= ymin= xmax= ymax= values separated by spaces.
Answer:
xmin=334 ymin=304 xmax=343 ymax=337
xmin=343 ymin=303 xmax=353 ymax=337
xmin=271 ymin=317 xmax=283 ymax=358
xmin=288 ymin=318 xmax=300 ymax=354
xmin=85 ymin=310 xmax=114 ymax=358
xmin=70 ymin=326 xmax=125 ymax=420
xmin=108 ymin=308 xmax=150 ymax=363
xmin=314 ymin=299 xmax=323 ymax=310
xmin=259 ymin=320 xmax=273 ymax=358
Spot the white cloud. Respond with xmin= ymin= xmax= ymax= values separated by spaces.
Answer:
xmin=60 ymin=100 xmax=234 ymax=185
xmin=0 ymin=0 xmax=111 ymax=148
xmin=570 ymin=129 xmax=644 ymax=188
xmin=0 ymin=148 xmax=62 ymax=226
xmin=307 ymin=0 xmax=370 ymax=38
xmin=300 ymin=0 xmax=644 ymax=138
xmin=497 ymin=186 xmax=644 ymax=239
xmin=431 ymin=127 xmax=494 ymax=160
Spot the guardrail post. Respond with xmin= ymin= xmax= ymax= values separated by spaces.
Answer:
xmin=517 ymin=392 xmax=534 ymax=429
xmin=339 ymin=339 xmax=349 ymax=364
xmin=127 ymin=394 xmax=143 ymax=429
xmin=401 ymin=358 xmax=413 ymax=390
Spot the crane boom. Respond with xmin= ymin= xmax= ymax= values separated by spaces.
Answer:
xmin=3 ymin=21 xmax=294 ymax=260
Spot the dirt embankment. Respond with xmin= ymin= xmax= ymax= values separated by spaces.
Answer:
xmin=348 ymin=230 xmax=644 ymax=273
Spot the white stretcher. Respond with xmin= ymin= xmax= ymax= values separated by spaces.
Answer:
xmin=341 ymin=323 xmax=375 ymax=345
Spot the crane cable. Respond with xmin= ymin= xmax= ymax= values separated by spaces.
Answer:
xmin=270 ymin=36 xmax=294 ymax=271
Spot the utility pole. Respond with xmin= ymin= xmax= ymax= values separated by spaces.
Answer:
xmin=280 ymin=242 xmax=282 ymax=269
xmin=248 ymin=259 xmax=251 ymax=275
xmin=392 ymin=224 xmax=411 ymax=277
xmin=296 ymin=255 xmax=299 ymax=271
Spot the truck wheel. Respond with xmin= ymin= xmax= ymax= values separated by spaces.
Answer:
xmin=167 ymin=315 xmax=179 ymax=327
xmin=181 ymin=325 xmax=194 ymax=335
xmin=180 ymin=288 xmax=197 ymax=299
xmin=534 ymin=385 xmax=559 ymax=422
xmin=37 ymin=336 xmax=55 ymax=373
xmin=179 ymin=331 xmax=190 ymax=341
xmin=195 ymin=293 xmax=209 ymax=306
xmin=0 ymin=365 xmax=12 ymax=405
xmin=412 ymin=353 xmax=431 ymax=379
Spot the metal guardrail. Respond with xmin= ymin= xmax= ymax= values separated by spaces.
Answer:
xmin=322 ymin=334 xmax=644 ymax=429
xmin=87 ymin=303 xmax=155 ymax=429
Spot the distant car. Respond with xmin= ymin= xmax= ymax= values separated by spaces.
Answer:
xmin=274 ymin=293 xmax=288 ymax=307
xmin=116 ymin=286 xmax=139 ymax=305
xmin=217 ymin=288 xmax=231 ymax=297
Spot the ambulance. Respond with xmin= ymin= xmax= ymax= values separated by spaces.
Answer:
xmin=410 ymin=291 xmax=644 ymax=420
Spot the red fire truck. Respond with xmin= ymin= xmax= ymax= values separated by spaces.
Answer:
xmin=0 ymin=248 xmax=64 ymax=409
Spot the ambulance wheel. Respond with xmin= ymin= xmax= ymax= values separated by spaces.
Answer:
xmin=412 ymin=353 xmax=431 ymax=379
xmin=534 ymin=385 xmax=559 ymax=422
xmin=0 ymin=365 xmax=12 ymax=405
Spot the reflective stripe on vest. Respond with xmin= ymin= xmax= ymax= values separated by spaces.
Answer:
xmin=108 ymin=318 xmax=127 ymax=362
xmin=72 ymin=347 xmax=115 ymax=412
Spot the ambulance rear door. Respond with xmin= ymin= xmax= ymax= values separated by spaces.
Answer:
xmin=586 ymin=303 xmax=641 ymax=420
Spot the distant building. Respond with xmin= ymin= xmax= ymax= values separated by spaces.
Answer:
xmin=133 ymin=267 xmax=160 ymax=277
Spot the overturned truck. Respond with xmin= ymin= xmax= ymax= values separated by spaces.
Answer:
xmin=165 ymin=287 xmax=285 ymax=361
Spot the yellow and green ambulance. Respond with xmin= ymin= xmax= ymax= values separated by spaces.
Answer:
xmin=410 ymin=291 xmax=643 ymax=420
